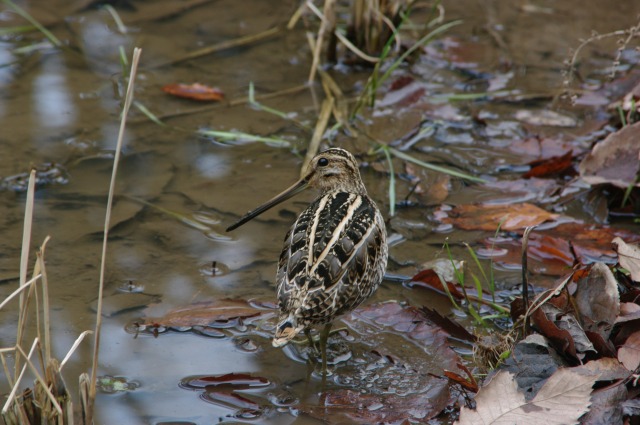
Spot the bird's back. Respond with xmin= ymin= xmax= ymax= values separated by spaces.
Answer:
xmin=275 ymin=190 xmax=387 ymax=333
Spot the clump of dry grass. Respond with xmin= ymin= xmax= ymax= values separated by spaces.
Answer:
xmin=0 ymin=47 xmax=142 ymax=424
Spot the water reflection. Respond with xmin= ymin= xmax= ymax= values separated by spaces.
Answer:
xmin=0 ymin=42 xmax=15 ymax=117
xmin=32 ymin=55 xmax=76 ymax=130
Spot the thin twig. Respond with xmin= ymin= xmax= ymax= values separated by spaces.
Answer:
xmin=151 ymin=26 xmax=282 ymax=68
xmin=521 ymin=226 xmax=535 ymax=334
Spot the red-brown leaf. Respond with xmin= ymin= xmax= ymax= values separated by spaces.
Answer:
xmin=410 ymin=269 xmax=464 ymax=300
xmin=162 ymin=83 xmax=225 ymax=101
xmin=438 ymin=203 xmax=559 ymax=231
xmin=523 ymin=150 xmax=575 ymax=178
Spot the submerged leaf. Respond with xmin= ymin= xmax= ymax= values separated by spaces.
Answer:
xmin=523 ymin=150 xmax=575 ymax=178
xmin=140 ymin=299 xmax=275 ymax=328
xmin=439 ymin=203 xmax=559 ymax=231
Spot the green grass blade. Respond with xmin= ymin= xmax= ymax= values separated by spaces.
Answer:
xmin=2 ymin=0 xmax=62 ymax=47
xmin=133 ymin=101 xmax=166 ymax=126
xmin=388 ymin=146 xmax=486 ymax=183
xmin=379 ymin=20 xmax=462 ymax=84
xmin=198 ymin=129 xmax=291 ymax=148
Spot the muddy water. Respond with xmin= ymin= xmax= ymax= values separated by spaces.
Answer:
xmin=0 ymin=0 xmax=638 ymax=423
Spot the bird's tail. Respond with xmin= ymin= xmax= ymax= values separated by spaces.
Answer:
xmin=272 ymin=314 xmax=304 ymax=347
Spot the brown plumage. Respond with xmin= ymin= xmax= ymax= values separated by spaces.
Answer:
xmin=227 ymin=148 xmax=388 ymax=370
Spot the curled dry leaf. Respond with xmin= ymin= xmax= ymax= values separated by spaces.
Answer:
xmin=162 ymin=83 xmax=225 ymax=101
xmin=458 ymin=368 xmax=598 ymax=425
xmin=574 ymin=262 xmax=619 ymax=340
xmin=612 ymin=237 xmax=640 ymax=282
xmin=618 ymin=331 xmax=640 ymax=371
xmin=579 ymin=121 xmax=640 ymax=188
xmin=438 ymin=203 xmax=559 ymax=231
xmin=531 ymin=303 xmax=596 ymax=361
xmin=409 ymin=258 xmax=465 ymax=300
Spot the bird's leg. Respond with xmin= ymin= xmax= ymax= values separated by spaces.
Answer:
xmin=305 ymin=328 xmax=318 ymax=354
xmin=319 ymin=323 xmax=332 ymax=376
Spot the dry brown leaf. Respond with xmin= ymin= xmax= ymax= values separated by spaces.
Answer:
xmin=574 ymin=262 xmax=620 ymax=339
xmin=618 ymin=331 xmax=640 ymax=371
xmin=440 ymin=203 xmax=559 ymax=231
xmin=579 ymin=121 xmax=640 ymax=188
xmin=142 ymin=299 xmax=273 ymax=327
xmin=616 ymin=302 xmax=640 ymax=324
xmin=612 ymin=237 xmax=640 ymax=282
xmin=458 ymin=368 xmax=598 ymax=425
xmin=162 ymin=83 xmax=225 ymax=101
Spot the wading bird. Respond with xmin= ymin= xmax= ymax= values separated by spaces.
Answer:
xmin=226 ymin=148 xmax=388 ymax=373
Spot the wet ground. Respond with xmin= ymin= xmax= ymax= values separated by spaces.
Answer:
xmin=1 ymin=0 xmax=639 ymax=423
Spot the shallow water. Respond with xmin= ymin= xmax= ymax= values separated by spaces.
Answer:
xmin=0 ymin=0 xmax=639 ymax=423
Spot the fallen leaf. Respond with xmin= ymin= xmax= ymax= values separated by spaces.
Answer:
xmin=444 ymin=362 xmax=479 ymax=393
xmin=306 ymin=386 xmax=449 ymax=424
xmin=480 ymin=178 xmax=560 ymax=204
xmin=458 ymin=368 xmax=598 ymax=425
xmin=523 ymin=150 xmax=575 ymax=178
xmin=612 ymin=237 xmax=640 ymax=282
xmin=572 ymin=357 xmax=631 ymax=382
xmin=579 ymin=121 xmax=640 ymax=188
xmin=405 ymin=163 xmax=451 ymax=203
xmin=181 ymin=373 xmax=270 ymax=415
xmin=515 ymin=109 xmax=578 ymax=127
xmin=618 ymin=330 xmax=640 ymax=371
xmin=616 ymin=302 xmax=640 ymax=324
xmin=438 ymin=203 xmax=559 ymax=231
xmin=579 ymin=384 xmax=627 ymax=425
xmin=409 ymin=269 xmax=464 ymax=300
xmin=574 ymin=262 xmax=620 ymax=340
xmin=420 ymin=307 xmax=477 ymax=343
xmin=509 ymin=137 xmax=586 ymax=160
xmin=531 ymin=303 xmax=597 ymax=361
xmin=486 ymin=222 xmax=640 ymax=278
xmin=500 ymin=334 xmax=563 ymax=399
xmin=138 ymin=299 xmax=274 ymax=328
xmin=162 ymin=83 xmax=225 ymax=101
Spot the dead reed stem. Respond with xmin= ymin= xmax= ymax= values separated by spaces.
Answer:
xmin=88 ymin=47 xmax=142 ymax=421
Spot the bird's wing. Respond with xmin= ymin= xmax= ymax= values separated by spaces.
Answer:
xmin=277 ymin=192 xmax=383 ymax=294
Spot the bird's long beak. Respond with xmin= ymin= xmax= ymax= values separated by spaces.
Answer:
xmin=226 ymin=177 xmax=310 ymax=231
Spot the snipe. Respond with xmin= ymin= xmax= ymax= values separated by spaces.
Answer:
xmin=227 ymin=148 xmax=388 ymax=373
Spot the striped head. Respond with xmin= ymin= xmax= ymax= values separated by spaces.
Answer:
xmin=226 ymin=148 xmax=368 ymax=231
xmin=302 ymin=148 xmax=367 ymax=195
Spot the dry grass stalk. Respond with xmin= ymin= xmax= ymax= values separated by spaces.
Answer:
xmin=88 ymin=46 xmax=143 ymax=422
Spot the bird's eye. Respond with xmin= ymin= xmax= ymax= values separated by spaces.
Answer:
xmin=318 ymin=158 xmax=329 ymax=167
